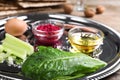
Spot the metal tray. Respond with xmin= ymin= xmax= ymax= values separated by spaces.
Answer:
xmin=0 ymin=13 xmax=120 ymax=80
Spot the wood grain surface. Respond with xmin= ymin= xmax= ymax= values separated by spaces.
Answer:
xmin=71 ymin=0 xmax=120 ymax=33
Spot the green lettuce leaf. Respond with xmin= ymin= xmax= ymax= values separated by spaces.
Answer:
xmin=22 ymin=46 xmax=107 ymax=80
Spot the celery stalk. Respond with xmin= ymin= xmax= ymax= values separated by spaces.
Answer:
xmin=7 ymin=56 xmax=14 ymax=66
xmin=3 ymin=33 xmax=34 ymax=55
xmin=0 ymin=33 xmax=34 ymax=65
xmin=2 ymin=42 xmax=27 ymax=59
xmin=0 ymin=45 xmax=3 ymax=52
xmin=0 ymin=53 xmax=6 ymax=63
xmin=2 ymin=41 xmax=27 ymax=54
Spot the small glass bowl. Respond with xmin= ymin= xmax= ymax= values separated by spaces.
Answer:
xmin=68 ymin=26 xmax=104 ymax=54
xmin=32 ymin=19 xmax=64 ymax=46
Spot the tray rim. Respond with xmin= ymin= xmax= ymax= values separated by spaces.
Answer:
xmin=0 ymin=13 xmax=120 ymax=80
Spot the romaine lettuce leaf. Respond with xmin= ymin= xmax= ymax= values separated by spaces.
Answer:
xmin=22 ymin=46 xmax=107 ymax=80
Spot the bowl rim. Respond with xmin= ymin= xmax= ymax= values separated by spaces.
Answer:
xmin=68 ymin=26 xmax=104 ymax=43
xmin=31 ymin=19 xmax=65 ymax=33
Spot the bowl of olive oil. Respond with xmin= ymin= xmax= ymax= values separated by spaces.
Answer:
xmin=68 ymin=27 xmax=104 ymax=56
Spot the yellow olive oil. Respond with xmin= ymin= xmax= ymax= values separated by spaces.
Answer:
xmin=68 ymin=32 xmax=103 ymax=53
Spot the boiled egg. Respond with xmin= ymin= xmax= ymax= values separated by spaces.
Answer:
xmin=5 ymin=18 xmax=28 ymax=36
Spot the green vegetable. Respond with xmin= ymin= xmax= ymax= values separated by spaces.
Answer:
xmin=0 ymin=33 xmax=34 ymax=65
xmin=2 ymin=33 xmax=34 ymax=56
xmin=0 ymin=45 xmax=3 ymax=52
xmin=0 ymin=45 xmax=6 ymax=62
xmin=22 ymin=46 xmax=107 ymax=80
xmin=3 ymin=42 xmax=27 ymax=59
xmin=0 ymin=53 xmax=7 ymax=63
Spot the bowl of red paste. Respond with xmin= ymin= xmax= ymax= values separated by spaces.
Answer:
xmin=32 ymin=19 xmax=64 ymax=46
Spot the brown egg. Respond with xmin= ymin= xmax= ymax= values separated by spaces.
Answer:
xmin=96 ymin=5 xmax=105 ymax=14
xmin=5 ymin=18 xmax=28 ymax=36
xmin=84 ymin=8 xmax=96 ymax=18
xmin=63 ymin=4 xmax=73 ymax=14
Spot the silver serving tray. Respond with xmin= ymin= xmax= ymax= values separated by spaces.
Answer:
xmin=0 ymin=14 xmax=120 ymax=80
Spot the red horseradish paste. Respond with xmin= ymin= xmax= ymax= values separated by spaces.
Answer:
xmin=33 ymin=23 xmax=63 ymax=47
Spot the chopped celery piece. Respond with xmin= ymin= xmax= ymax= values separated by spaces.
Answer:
xmin=7 ymin=56 xmax=14 ymax=66
xmin=0 ymin=33 xmax=34 ymax=66
xmin=0 ymin=53 xmax=7 ymax=63
xmin=3 ymin=45 xmax=27 ymax=60
xmin=2 ymin=42 xmax=27 ymax=59
xmin=3 ymin=33 xmax=34 ymax=55
xmin=15 ymin=57 xmax=24 ymax=65
xmin=0 ymin=45 xmax=3 ymax=52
